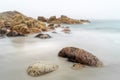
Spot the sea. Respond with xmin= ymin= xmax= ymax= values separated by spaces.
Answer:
xmin=0 ymin=20 xmax=120 ymax=80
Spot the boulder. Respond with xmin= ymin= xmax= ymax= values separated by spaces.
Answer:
xmin=48 ymin=16 xmax=56 ymax=22
xmin=35 ymin=33 xmax=52 ymax=39
xmin=27 ymin=62 xmax=59 ymax=77
xmin=58 ymin=47 xmax=103 ymax=67
xmin=7 ymin=30 xmax=25 ymax=37
xmin=0 ymin=28 xmax=8 ymax=35
xmin=37 ymin=16 xmax=47 ymax=22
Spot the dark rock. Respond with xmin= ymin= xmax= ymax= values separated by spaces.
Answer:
xmin=35 ymin=33 xmax=52 ymax=39
xmin=58 ymin=47 xmax=103 ymax=67
xmin=37 ymin=16 xmax=47 ymax=22
xmin=0 ymin=28 xmax=8 ymax=35
xmin=48 ymin=16 xmax=56 ymax=22
xmin=7 ymin=30 xmax=25 ymax=37
xmin=52 ymin=31 xmax=57 ymax=34
xmin=48 ymin=23 xmax=54 ymax=27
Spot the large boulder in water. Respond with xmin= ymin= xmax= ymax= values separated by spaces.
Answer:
xmin=58 ymin=47 xmax=103 ymax=67
xmin=27 ymin=62 xmax=59 ymax=77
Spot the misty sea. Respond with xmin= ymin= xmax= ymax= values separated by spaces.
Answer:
xmin=0 ymin=20 xmax=120 ymax=80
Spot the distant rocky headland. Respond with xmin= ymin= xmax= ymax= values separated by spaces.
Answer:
xmin=38 ymin=15 xmax=90 ymax=24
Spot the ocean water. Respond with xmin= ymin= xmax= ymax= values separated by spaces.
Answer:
xmin=0 ymin=20 xmax=120 ymax=80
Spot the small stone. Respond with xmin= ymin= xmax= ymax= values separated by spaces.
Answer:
xmin=35 ymin=33 xmax=52 ymax=39
xmin=72 ymin=63 xmax=85 ymax=70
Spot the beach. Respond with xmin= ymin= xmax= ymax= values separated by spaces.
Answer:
xmin=0 ymin=20 xmax=120 ymax=80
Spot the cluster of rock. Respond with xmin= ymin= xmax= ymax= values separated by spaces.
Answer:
xmin=38 ymin=15 xmax=90 ymax=24
xmin=0 ymin=11 xmax=47 ymax=37
xmin=27 ymin=47 xmax=103 ymax=77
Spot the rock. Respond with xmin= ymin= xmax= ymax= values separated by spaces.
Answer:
xmin=27 ymin=62 xmax=59 ymax=77
xmin=72 ymin=63 xmax=85 ymax=70
xmin=48 ymin=26 xmax=55 ymax=31
xmin=37 ymin=16 xmax=47 ymax=22
xmin=30 ymin=28 xmax=41 ymax=33
xmin=52 ymin=31 xmax=57 ymax=34
xmin=35 ymin=33 xmax=52 ymax=39
xmin=0 ymin=28 xmax=8 ymax=35
xmin=48 ymin=23 xmax=54 ymax=27
xmin=62 ymin=27 xmax=71 ymax=33
xmin=38 ymin=15 xmax=91 ymax=24
xmin=48 ymin=16 xmax=57 ymax=23
xmin=0 ymin=11 xmax=47 ymax=35
xmin=7 ymin=30 xmax=25 ymax=37
xmin=47 ymin=23 xmax=55 ymax=31
xmin=55 ymin=24 xmax=61 ymax=28
xmin=58 ymin=47 xmax=103 ymax=67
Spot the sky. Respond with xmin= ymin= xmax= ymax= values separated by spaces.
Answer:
xmin=0 ymin=0 xmax=120 ymax=20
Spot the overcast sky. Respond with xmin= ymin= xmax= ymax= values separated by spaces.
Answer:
xmin=0 ymin=0 xmax=120 ymax=20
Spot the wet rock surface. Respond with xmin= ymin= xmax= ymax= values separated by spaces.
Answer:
xmin=58 ymin=47 xmax=103 ymax=67
xmin=35 ymin=33 xmax=52 ymax=39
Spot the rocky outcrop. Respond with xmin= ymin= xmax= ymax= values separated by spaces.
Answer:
xmin=38 ymin=15 xmax=90 ymax=24
xmin=58 ymin=47 xmax=103 ymax=67
xmin=0 ymin=11 xmax=47 ymax=36
xmin=35 ymin=33 xmax=52 ymax=39
xmin=27 ymin=62 xmax=59 ymax=77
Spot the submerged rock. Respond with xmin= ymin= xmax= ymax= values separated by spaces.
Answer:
xmin=35 ymin=33 xmax=52 ymax=39
xmin=72 ymin=63 xmax=85 ymax=70
xmin=52 ymin=31 xmax=57 ymax=34
xmin=58 ymin=47 xmax=103 ymax=67
xmin=27 ymin=62 xmax=59 ymax=77
xmin=62 ymin=27 xmax=71 ymax=33
xmin=7 ymin=30 xmax=25 ymax=37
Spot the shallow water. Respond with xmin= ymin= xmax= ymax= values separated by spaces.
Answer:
xmin=0 ymin=21 xmax=120 ymax=80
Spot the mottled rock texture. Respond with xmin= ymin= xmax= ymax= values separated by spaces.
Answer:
xmin=27 ymin=62 xmax=59 ymax=77
xmin=58 ymin=47 xmax=103 ymax=67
